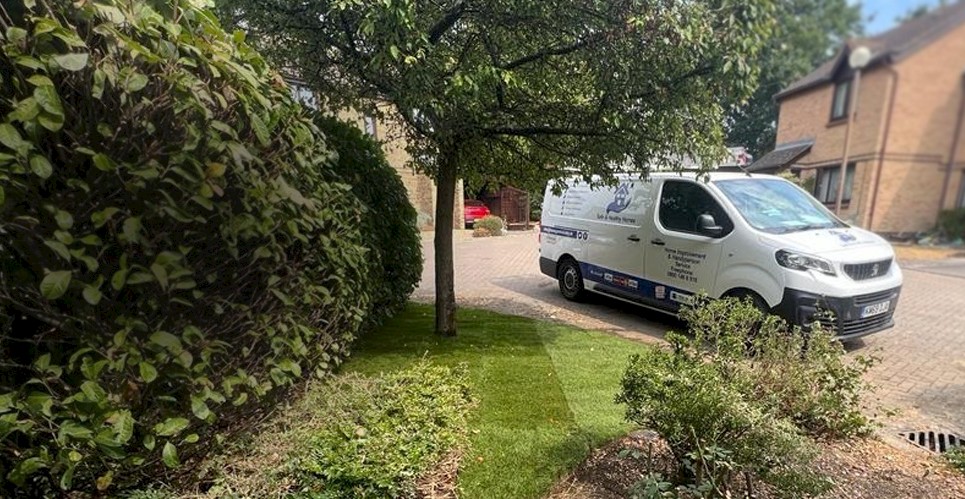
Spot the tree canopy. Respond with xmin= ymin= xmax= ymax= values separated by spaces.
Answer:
xmin=220 ymin=0 xmax=775 ymax=335
xmin=726 ymin=0 xmax=863 ymax=158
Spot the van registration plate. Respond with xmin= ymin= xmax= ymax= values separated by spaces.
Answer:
xmin=860 ymin=301 xmax=890 ymax=318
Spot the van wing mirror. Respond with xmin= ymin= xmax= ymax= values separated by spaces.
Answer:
xmin=697 ymin=214 xmax=723 ymax=237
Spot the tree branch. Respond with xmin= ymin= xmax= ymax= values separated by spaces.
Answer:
xmin=428 ymin=1 xmax=467 ymax=44
xmin=501 ymin=32 xmax=604 ymax=70
xmin=481 ymin=126 xmax=608 ymax=138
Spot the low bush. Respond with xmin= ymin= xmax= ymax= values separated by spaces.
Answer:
xmin=937 ymin=208 xmax=965 ymax=240
xmin=617 ymin=296 xmax=876 ymax=496
xmin=474 ymin=215 xmax=504 ymax=236
xmin=618 ymin=346 xmax=828 ymax=498
xmin=0 ymin=0 xmax=372 ymax=494
xmin=680 ymin=296 xmax=876 ymax=438
xmin=201 ymin=362 xmax=473 ymax=498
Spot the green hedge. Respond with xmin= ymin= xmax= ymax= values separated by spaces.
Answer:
xmin=0 ymin=0 xmax=371 ymax=494
xmin=312 ymin=116 xmax=421 ymax=327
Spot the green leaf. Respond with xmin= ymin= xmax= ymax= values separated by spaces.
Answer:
xmin=249 ymin=113 xmax=270 ymax=147
xmin=44 ymin=240 xmax=71 ymax=261
xmin=40 ymin=271 xmax=72 ymax=299
xmin=150 ymin=331 xmax=182 ymax=353
xmin=111 ymin=269 xmax=128 ymax=290
xmin=33 ymin=85 xmax=63 ymax=116
xmin=162 ymin=441 xmax=179 ymax=468
xmin=59 ymin=464 xmax=75 ymax=490
xmin=82 ymin=285 xmax=102 ymax=305
xmin=154 ymin=417 xmax=189 ymax=437
xmin=122 ymin=217 xmax=141 ymax=242
xmin=0 ymin=123 xmax=26 ymax=152
xmin=9 ymin=98 xmax=40 ymax=123
xmin=92 ymin=153 xmax=115 ymax=171
xmin=191 ymin=396 xmax=211 ymax=420
xmin=25 ymin=392 xmax=53 ymax=417
xmin=138 ymin=362 xmax=158 ymax=383
xmin=150 ymin=263 xmax=169 ymax=289
xmin=111 ymin=410 xmax=134 ymax=444
xmin=183 ymin=433 xmax=199 ymax=444
xmin=143 ymin=434 xmax=156 ymax=451
xmin=54 ymin=210 xmax=73 ymax=229
xmin=7 ymin=457 xmax=46 ymax=487
xmin=58 ymin=421 xmax=93 ymax=441
xmin=91 ymin=207 xmax=120 ymax=228
xmin=52 ymin=53 xmax=89 ymax=71
xmin=79 ymin=381 xmax=106 ymax=403
xmin=124 ymin=73 xmax=149 ymax=93
xmin=29 ymin=155 xmax=52 ymax=178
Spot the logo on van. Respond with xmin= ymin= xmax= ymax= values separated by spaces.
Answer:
xmin=828 ymin=230 xmax=857 ymax=243
xmin=606 ymin=183 xmax=632 ymax=214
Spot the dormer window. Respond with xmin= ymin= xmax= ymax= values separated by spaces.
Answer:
xmin=830 ymin=80 xmax=851 ymax=121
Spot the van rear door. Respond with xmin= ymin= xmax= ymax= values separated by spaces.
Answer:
xmin=645 ymin=179 xmax=730 ymax=308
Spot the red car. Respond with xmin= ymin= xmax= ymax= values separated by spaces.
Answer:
xmin=464 ymin=199 xmax=490 ymax=228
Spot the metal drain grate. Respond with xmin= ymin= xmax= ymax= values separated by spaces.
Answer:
xmin=899 ymin=431 xmax=962 ymax=453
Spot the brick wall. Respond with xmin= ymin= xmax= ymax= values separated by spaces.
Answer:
xmin=776 ymin=21 xmax=965 ymax=233
xmin=341 ymin=109 xmax=465 ymax=231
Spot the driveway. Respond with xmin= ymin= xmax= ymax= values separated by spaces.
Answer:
xmin=415 ymin=231 xmax=965 ymax=436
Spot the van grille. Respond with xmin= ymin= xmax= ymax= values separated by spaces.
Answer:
xmin=853 ymin=288 xmax=898 ymax=306
xmin=843 ymin=259 xmax=892 ymax=281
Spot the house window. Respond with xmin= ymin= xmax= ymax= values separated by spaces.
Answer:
xmin=363 ymin=116 xmax=377 ymax=138
xmin=830 ymin=80 xmax=851 ymax=121
xmin=813 ymin=163 xmax=856 ymax=204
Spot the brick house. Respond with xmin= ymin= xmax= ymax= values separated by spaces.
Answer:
xmin=289 ymin=82 xmax=464 ymax=230
xmin=750 ymin=2 xmax=965 ymax=235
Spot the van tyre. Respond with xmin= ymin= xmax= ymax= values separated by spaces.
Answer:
xmin=558 ymin=259 xmax=586 ymax=301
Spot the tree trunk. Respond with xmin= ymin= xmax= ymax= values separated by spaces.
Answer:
xmin=433 ymin=154 xmax=458 ymax=337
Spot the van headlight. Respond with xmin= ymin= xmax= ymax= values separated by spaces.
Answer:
xmin=775 ymin=250 xmax=836 ymax=276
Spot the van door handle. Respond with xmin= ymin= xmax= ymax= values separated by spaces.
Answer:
xmin=650 ymin=238 xmax=665 ymax=246
xmin=627 ymin=235 xmax=640 ymax=242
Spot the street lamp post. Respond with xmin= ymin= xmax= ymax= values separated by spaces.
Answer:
xmin=836 ymin=46 xmax=872 ymax=215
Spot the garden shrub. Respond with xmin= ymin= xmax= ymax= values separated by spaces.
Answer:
xmin=0 ymin=0 xmax=370 ymax=494
xmin=938 ymin=208 xmax=965 ymax=240
xmin=474 ymin=215 xmax=504 ymax=236
xmin=289 ymin=363 xmax=473 ymax=499
xmin=618 ymin=347 xmax=828 ymax=498
xmin=617 ymin=297 xmax=877 ymax=496
xmin=680 ymin=297 xmax=876 ymax=438
xmin=947 ymin=446 xmax=965 ymax=475
xmin=311 ymin=116 xmax=422 ymax=327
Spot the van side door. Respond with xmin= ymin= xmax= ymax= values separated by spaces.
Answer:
xmin=645 ymin=179 xmax=732 ymax=309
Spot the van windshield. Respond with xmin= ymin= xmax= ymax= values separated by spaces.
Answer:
xmin=713 ymin=178 xmax=846 ymax=234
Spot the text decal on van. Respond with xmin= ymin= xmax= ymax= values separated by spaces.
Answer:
xmin=541 ymin=225 xmax=589 ymax=240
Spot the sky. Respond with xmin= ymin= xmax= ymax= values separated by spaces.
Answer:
xmin=861 ymin=0 xmax=947 ymax=35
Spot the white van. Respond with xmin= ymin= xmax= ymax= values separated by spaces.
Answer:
xmin=539 ymin=172 xmax=902 ymax=340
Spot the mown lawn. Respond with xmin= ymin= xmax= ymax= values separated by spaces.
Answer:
xmin=346 ymin=304 xmax=656 ymax=499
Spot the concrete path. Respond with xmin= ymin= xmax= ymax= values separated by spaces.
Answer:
xmin=415 ymin=231 xmax=965 ymax=437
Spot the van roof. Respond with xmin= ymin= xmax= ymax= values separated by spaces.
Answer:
xmin=572 ymin=171 xmax=778 ymax=182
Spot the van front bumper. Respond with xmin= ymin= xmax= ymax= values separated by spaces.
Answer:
xmin=773 ymin=286 xmax=901 ymax=341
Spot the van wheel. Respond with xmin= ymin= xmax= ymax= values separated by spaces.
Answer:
xmin=558 ymin=259 xmax=586 ymax=301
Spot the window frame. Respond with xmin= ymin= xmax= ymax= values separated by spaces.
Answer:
xmin=813 ymin=163 xmax=856 ymax=206
xmin=362 ymin=115 xmax=378 ymax=139
xmin=830 ymin=79 xmax=851 ymax=122
xmin=656 ymin=180 xmax=734 ymax=238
